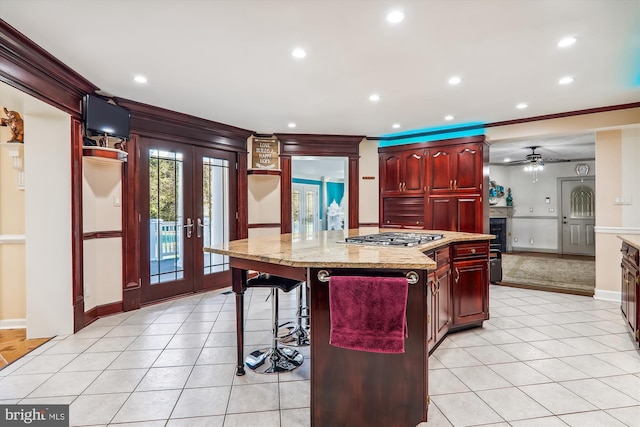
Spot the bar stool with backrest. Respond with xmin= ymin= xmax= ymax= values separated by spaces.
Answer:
xmin=244 ymin=273 xmax=305 ymax=373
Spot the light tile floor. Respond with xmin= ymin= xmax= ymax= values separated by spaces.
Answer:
xmin=1 ymin=285 xmax=639 ymax=426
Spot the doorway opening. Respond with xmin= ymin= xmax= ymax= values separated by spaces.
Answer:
xmin=291 ymin=156 xmax=348 ymax=238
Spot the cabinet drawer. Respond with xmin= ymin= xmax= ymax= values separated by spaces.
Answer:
xmin=453 ymin=242 xmax=488 ymax=259
xmin=621 ymin=243 xmax=639 ymax=267
xmin=382 ymin=197 xmax=424 ymax=227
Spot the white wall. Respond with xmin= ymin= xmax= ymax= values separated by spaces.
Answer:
xmin=24 ymin=111 xmax=74 ymax=338
xmin=621 ymin=128 xmax=640 ymax=227
xmin=490 ymin=160 xmax=595 ymax=252
xmin=359 ymin=139 xmax=379 ymax=225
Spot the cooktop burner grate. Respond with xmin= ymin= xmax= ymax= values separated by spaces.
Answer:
xmin=344 ymin=232 xmax=444 ymax=247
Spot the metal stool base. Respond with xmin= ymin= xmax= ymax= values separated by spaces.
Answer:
xmin=245 ymin=346 xmax=304 ymax=374
xmin=278 ymin=324 xmax=310 ymax=347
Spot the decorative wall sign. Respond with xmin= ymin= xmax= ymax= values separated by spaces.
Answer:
xmin=251 ymin=137 xmax=279 ymax=170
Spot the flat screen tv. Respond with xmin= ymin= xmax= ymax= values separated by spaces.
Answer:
xmin=83 ymin=94 xmax=130 ymax=140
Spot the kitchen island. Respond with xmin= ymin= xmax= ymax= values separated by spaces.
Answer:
xmin=207 ymin=228 xmax=493 ymax=427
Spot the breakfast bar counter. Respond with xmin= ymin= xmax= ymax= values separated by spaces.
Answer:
xmin=207 ymin=228 xmax=494 ymax=427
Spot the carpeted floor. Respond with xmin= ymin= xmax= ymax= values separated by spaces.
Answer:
xmin=498 ymin=252 xmax=595 ymax=296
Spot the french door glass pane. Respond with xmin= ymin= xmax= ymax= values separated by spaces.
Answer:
xmin=292 ymin=190 xmax=301 ymax=238
xmin=203 ymin=157 xmax=230 ymax=275
xmin=149 ymin=149 xmax=184 ymax=284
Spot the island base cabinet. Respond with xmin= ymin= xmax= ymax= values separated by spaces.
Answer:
xmin=451 ymin=242 xmax=489 ymax=327
xmin=309 ymin=268 xmax=429 ymax=427
xmin=621 ymin=241 xmax=640 ymax=347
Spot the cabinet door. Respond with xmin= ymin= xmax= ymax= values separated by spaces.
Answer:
xmin=434 ymin=265 xmax=451 ymax=342
xmin=427 ymin=147 xmax=454 ymax=193
xmin=452 ymin=258 xmax=488 ymax=326
xmin=457 ymin=196 xmax=483 ymax=233
xmin=427 ymin=271 xmax=436 ymax=352
xmin=380 ymin=152 xmax=402 ymax=195
xmin=454 ymin=144 xmax=483 ymax=192
xmin=402 ymin=149 xmax=425 ymax=194
xmin=427 ymin=196 xmax=456 ymax=231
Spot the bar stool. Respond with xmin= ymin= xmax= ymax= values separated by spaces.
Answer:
xmin=244 ymin=273 xmax=305 ymax=374
xmin=278 ymin=282 xmax=310 ymax=346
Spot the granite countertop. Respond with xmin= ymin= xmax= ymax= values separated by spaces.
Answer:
xmin=206 ymin=227 xmax=494 ymax=269
xmin=618 ymin=234 xmax=640 ymax=249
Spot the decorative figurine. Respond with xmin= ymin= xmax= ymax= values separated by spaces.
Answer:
xmin=506 ymin=188 xmax=513 ymax=206
xmin=0 ymin=107 xmax=24 ymax=143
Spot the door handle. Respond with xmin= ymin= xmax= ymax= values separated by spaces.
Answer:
xmin=183 ymin=217 xmax=193 ymax=238
xmin=197 ymin=218 xmax=203 ymax=238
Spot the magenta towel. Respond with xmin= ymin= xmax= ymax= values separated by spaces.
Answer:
xmin=329 ymin=276 xmax=408 ymax=354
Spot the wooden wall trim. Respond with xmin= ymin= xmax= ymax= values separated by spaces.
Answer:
xmin=377 ymin=135 xmax=486 ymax=153
xmin=237 ymin=148 xmax=249 ymax=240
xmin=71 ymin=118 xmax=85 ymax=332
xmin=115 ymin=97 xmax=253 ymax=152
xmin=280 ymin=156 xmax=293 ymax=233
xmin=276 ymin=133 xmax=364 ymax=156
xmin=0 ymin=20 xmax=97 ymax=117
xmin=84 ymin=301 xmax=123 ymax=326
xmin=485 ymin=102 xmax=640 ymax=128
xmin=359 ymin=223 xmax=379 ymax=227
xmin=123 ymin=134 xmax=140 ymax=311
xmin=83 ymin=231 xmax=123 ymax=240
xmin=248 ymin=223 xmax=281 ymax=229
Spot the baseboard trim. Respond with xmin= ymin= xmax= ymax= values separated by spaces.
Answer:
xmin=84 ymin=301 xmax=123 ymax=326
xmin=0 ymin=319 xmax=26 ymax=329
xmin=509 ymin=247 xmax=558 ymax=254
xmin=594 ymin=289 xmax=621 ymax=302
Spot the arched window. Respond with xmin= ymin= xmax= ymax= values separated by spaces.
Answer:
xmin=570 ymin=186 xmax=594 ymax=218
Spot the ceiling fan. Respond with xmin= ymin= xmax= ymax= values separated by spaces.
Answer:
xmin=504 ymin=146 xmax=570 ymax=166
xmin=506 ymin=146 xmax=569 ymax=182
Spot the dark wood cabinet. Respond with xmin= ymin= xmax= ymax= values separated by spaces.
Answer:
xmin=378 ymin=136 xmax=487 ymax=233
xmin=426 ymin=246 xmax=451 ymax=352
xmin=621 ymin=241 xmax=639 ymax=347
xmin=380 ymin=148 xmax=425 ymax=196
xmin=428 ymin=195 xmax=482 ymax=233
xmin=427 ymin=143 xmax=483 ymax=194
xmin=451 ymin=242 xmax=489 ymax=327
xmin=381 ymin=196 xmax=424 ymax=228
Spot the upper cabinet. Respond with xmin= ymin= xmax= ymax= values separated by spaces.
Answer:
xmin=380 ymin=148 xmax=425 ymax=196
xmin=427 ymin=143 xmax=483 ymax=194
xmin=378 ymin=136 xmax=488 ymax=233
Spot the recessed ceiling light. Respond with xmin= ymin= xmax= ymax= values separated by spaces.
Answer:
xmin=392 ymin=123 xmax=401 ymax=129
xmin=558 ymin=75 xmax=574 ymax=85
xmin=288 ymin=122 xmax=296 ymax=128
xmin=133 ymin=75 xmax=147 ymax=84
xmin=386 ymin=10 xmax=404 ymax=24
xmin=444 ymin=115 xmax=454 ymax=121
xmin=448 ymin=76 xmax=462 ymax=85
xmin=503 ymin=158 xmax=511 ymax=162
xmin=557 ymin=36 xmax=577 ymax=48
xmin=292 ymin=47 xmax=306 ymax=59
xmin=369 ymin=93 xmax=381 ymax=102
xmin=516 ymin=103 xmax=528 ymax=109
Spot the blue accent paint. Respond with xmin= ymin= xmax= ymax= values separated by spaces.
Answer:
xmin=379 ymin=122 xmax=485 ymax=147
xmin=326 ymin=182 xmax=344 ymax=207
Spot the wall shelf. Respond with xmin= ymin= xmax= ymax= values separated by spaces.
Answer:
xmin=247 ymin=169 xmax=281 ymax=176
xmin=0 ymin=142 xmax=25 ymax=190
xmin=83 ymin=146 xmax=127 ymax=163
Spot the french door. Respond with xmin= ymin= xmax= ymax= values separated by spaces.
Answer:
xmin=140 ymin=139 xmax=237 ymax=303
xmin=292 ymin=183 xmax=320 ymax=238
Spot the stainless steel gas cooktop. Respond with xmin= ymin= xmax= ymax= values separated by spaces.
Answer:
xmin=344 ymin=232 xmax=444 ymax=247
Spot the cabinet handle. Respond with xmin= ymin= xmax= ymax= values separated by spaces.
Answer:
xmin=455 ymin=267 xmax=460 ymax=283
xmin=403 ymin=182 xmax=406 ymax=191
xmin=454 ymin=179 xmax=457 ymax=190
xmin=471 ymin=248 xmax=476 ymax=254
xmin=399 ymin=182 xmax=402 ymax=192
xmin=449 ymin=180 xmax=453 ymax=190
